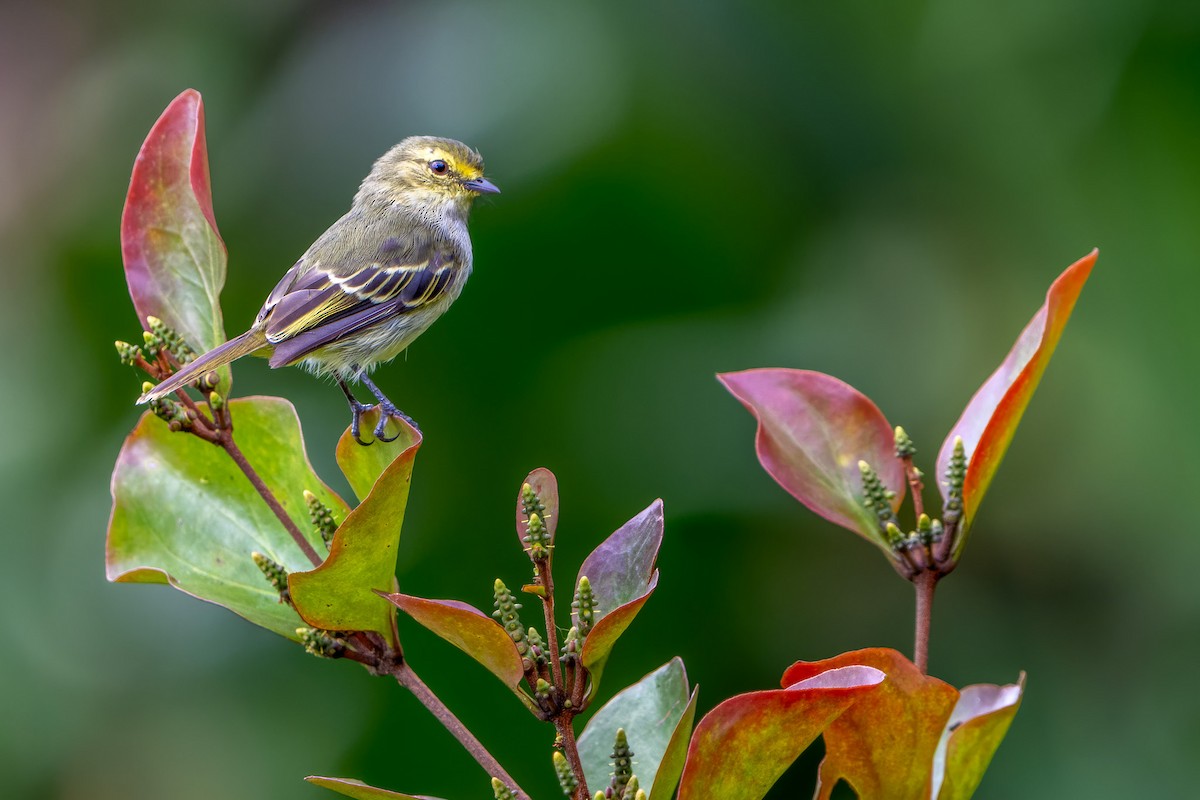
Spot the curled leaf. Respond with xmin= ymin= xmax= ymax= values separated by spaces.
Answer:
xmin=719 ymin=369 xmax=903 ymax=549
xmin=305 ymin=776 xmax=445 ymax=800
xmin=121 ymin=88 xmax=230 ymax=389
xmin=381 ymin=593 xmax=525 ymax=692
xmin=677 ymin=665 xmax=884 ymax=800
xmin=289 ymin=413 xmax=421 ymax=644
xmin=937 ymin=250 xmax=1096 ymax=549
xmin=577 ymin=500 xmax=664 ymax=697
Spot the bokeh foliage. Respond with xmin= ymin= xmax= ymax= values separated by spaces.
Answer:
xmin=3 ymin=1 xmax=1197 ymax=798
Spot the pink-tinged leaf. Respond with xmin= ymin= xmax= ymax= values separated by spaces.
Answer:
xmin=719 ymin=369 xmax=903 ymax=549
xmin=305 ymin=776 xmax=444 ymax=800
xmin=516 ymin=467 xmax=559 ymax=549
xmin=288 ymin=413 xmax=421 ymax=644
xmin=107 ymin=397 xmax=348 ymax=640
xmin=577 ymin=500 xmax=664 ymax=697
xmin=932 ymin=676 xmax=1025 ymax=800
xmin=786 ymin=649 xmax=956 ymax=800
xmin=381 ymin=593 xmax=525 ymax=692
xmin=677 ymin=665 xmax=884 ymax=800
xmin=937 ymin=250 xmax=1097 ymax=547
xmin=578 ymin=658 xmax=698 ymax=799
xmin=121 ymin=89 xmax=230 ymax=389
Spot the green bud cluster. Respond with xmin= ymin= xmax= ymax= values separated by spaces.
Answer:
xmin=894 ymin=425 xmax=917 ymax=459
xmin=621 ymin=776 xmax=641 ymax=800
xmin=943 ymin=437 xmax=966 ymax=524
xmin=552 ymin=750 xmax=577 ymax=797
xmin=572 ymin=576 xmax=598 ymax=638
xmin=521 ymin=482 xmax=551 ymax=559
xmin=115 ymin=340 xmax=142 ymax=366
xmin=560 ymin=626 xmax=580 ymax=667
xmin=492 ymin=579 xmax=528 ymax=656
xmin=146 ymin=383 xmax=192 ymax=432
xmin=535 ymin=678 xmax=553 ymax=701
xmin=916 ymin=513 xmax=943 ymax=546
xmin=304 ymin=490 xmax=339 ymax=549
xmin=251 ymin=551 xmax=290 ymax=602
xmin=491 ymin=778 xmax=516 ymax=800
xmin=296 ymin=627 xmax=343 ymax=658
xmin=859 ymin=460 xmax=899 ymax=530
xmin=609 ymin=728 xmax=634 ymax=796
xmin=146 ymin=315 xmax=197 ymax=363
xmin=142 ymin=329 xmax=162 ymax=359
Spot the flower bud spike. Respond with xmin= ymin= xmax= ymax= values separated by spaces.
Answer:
xmin=521 ymin=481 xmax=547 ymax=520
xmin=142 ymin=329 xmax=161 ymax=357
xmin=147 ymin=315 xmax=197 ymax=363
xmin=621 ymin=776 xmax=641 ymax=800
xmin=884 ymin=521 xmax=906 ymax=548
xmin=524 ymin=511 xmax=550 ymax=560
xmin=943 ymin=436 xmax=967 ymax=525
xmin=303 ymin=490 xmax=339 ymax=549
xmin=115 ymin=340 xmax=142 ymax=366
xmin=552 ymin=750 xmax=578 ymax=797
xmin=894 ymin=425 xmax=917 ymax=459
xmin=296 ymin=627 xmax=343 ymax=658
xmin=859 ymin=460 xmax=900 ymax=531
xmin=251 ymin=551 xmax=290 ymax=603
xmin=572 ymin=575 xmax=598 ymax=638
xmin=610 ymin=728 xmax=634 ymax=794
xmin=491 ymin=777 xmax=516 ymax=800
xmin=492 ymin=579 xmax=528 ymax=656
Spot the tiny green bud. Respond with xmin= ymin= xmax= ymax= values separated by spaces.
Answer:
xmin=490 ymin=777 xmax=516 ymax=800
xmin=894 ymin=425 xmax=917 ymax=459
xmin=297 ymin=627 xmax=343 ymax=658
xmin=251 ymin=551 xmax=290 ymax=602
xmin=884 ymin=521 xmax=906 ymax=548
xmin=115 ymin=340 xmax=142 ymax=366
xmin=142 ymin=381 xmax=156 ymax=395
xmin=621 ymin=776 xmax=641 ymax=800
xmin=552 ymin=750 xmax=577 ymax=797
xmin=859 ymin=460 xmax=900 ymax=531
xmin=142 ymin=329 xmax=160 ymax=353
xmin=572 ymin=575 xmax=598 ymax=638
xmin=535 ymin=678 xmax=553 ymax=699
xmin=610 ymin=728 xmax=634 ymax=794
xmin=208 ymin=391 xmax=224 ymax=411
xmin=492 ymin=579 xmax=528 ymax=655
xmin=304 ymin=490 xmax=339 ymax=549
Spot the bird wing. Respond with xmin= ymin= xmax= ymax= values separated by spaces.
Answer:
xmin=261 ymin=245 xmax=459 ymax=367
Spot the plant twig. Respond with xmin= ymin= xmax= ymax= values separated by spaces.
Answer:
xmin=219 ymin=430 xmax=322 ymax=568
xmin=913 ymin=571 xmax=937 ymax=674
xmin=393 ymin=661 xmax=531 ymax=800
xmin=554 ymin=717 xmax=591 ymax=800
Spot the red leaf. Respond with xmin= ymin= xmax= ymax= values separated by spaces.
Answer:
xmin=677 ymin=665 xmax=884 ymax=800
xmin=719 ymin=369 xmax=903 ymax=548
xmin=381 ymin=593 xmax=525 ymax=692
xmin=937 ymin=250 xmax=1096 ymax=547
xmin=783 ymin=648 xmax=1023 ymax=800
xmin=120 ymin=89 xmax=229 ymax=384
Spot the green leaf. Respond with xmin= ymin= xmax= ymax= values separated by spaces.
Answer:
xmin=718 ymin=369 xmax=904 ymax=550
xmin=381 ymin=593 xmax=525 ymax=693
xmin=578 ymin=658 xmax=698 ymax=799
xmin=337 ymin=408 xmax=417 ymax=502
xmin=577 ymin=499 xmax=663 ymax=697
xmin=781 ymin=648 xmax=1023 ymax=800
xmin=677 ymin=664 xmax=885 ymax=800
xmin=107 ymin=397 xmax=347 ymax=640
xmin=121 ymin=88 xmax=230 ymax=390
xmin=305 ymin=776 xmax=445 ymax=800
xmin=933 ymin=676 xmax=1025 ymax=800
xmin=937 ymin=250 xmax=1096 ymax=550
xmin=289 ymin=413 xmax=421 ymax=644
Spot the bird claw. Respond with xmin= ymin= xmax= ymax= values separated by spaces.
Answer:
xmin=348 ymin=400 xmax=376 ymax=446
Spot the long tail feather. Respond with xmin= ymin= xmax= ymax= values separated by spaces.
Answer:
xmin=138 ymin=329 xmax=268 ymax=403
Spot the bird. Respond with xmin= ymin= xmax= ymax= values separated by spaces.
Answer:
xmin=138 ymin=135 xmax=499 ymax=445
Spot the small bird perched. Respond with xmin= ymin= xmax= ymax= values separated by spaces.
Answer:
xmin=139 ymin=136 xmax=498 ymax=444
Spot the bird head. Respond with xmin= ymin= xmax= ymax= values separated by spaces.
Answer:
xmin=364 ymin=136 xmax=500 ymax=213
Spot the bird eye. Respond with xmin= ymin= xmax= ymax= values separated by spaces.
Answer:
xmin=429 ymin=160 xmax=448 ymax=175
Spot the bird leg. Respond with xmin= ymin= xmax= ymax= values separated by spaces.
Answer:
xmin=336 ymin=378 xmax=376 ymax=446
xmin=358 ymin=373 xmax=419 ymax=441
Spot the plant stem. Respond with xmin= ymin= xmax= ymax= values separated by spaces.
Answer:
xmin=902 ymin=456 xmax=925 ymax=521
xmin=220 ymin=431 xmax=322 ymax=568
xmin=537 ymin=561 xmax=566 ymax=692
xmin=554 ymin=717 xmax=591 ymax=800
xmin=393 ymin=661 xmax=530 ymax=800
xmin=913 ymin=571 xmax=937 ymax=674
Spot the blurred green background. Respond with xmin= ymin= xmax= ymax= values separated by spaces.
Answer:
xmin=2 ymin=0 xmax=1197 ymax=797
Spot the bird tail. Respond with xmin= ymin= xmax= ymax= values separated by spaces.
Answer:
xmin=138 ymin=329 xmax=269 ymax=403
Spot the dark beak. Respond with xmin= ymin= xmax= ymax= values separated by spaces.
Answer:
xmin=463 ymin=177 xmax=501 ymax=195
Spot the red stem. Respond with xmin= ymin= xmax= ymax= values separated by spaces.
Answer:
xmin=393 ymin=661 xmax=530 ymax=799
xmin=913 ymin=571 xmax=937 ymax=674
